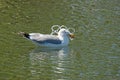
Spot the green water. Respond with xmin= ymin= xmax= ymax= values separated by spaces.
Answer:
xmin=0 ymin=0 xmax=120 ymax=80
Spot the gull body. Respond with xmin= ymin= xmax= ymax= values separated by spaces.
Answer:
xmin=20 ymin=29 xmax=74 ymax=47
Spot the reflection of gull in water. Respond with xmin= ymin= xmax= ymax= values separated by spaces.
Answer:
xmin=29 ymin=47 xmax=70 ymax=76
xmin=19 ymin=28 xmax=74 ymax=47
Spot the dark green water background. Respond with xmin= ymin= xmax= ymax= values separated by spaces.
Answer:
xmin=0 ymin=0 xmax=120 ymax=80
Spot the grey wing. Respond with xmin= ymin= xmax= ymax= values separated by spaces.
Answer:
xmin=29 ymin=33 xmax=61 ymax=44
xmin=39 ymin=39 xmax=62 ymax=44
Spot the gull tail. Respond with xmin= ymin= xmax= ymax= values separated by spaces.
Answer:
xmin=18 ymin=32 xmax=30 ymax=39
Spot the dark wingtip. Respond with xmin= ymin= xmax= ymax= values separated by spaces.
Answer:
xmin=18 ymin=32 xmax=30 ymax=39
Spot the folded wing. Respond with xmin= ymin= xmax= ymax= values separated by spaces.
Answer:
xmin=29 ymin=33 xmax=62 ymax=44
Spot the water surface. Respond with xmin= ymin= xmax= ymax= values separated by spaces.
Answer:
xmin=0 ymin=0 xmax=120 ymax=80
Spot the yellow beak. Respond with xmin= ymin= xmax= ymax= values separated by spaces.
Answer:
xmin=69 ymin=33 xmax=75 ymax=38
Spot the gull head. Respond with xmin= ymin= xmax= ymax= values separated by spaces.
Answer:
xmin=58 ymin=28 xmax=75 ymax=39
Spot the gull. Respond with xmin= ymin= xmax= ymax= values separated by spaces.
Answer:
xmin=19 ymin=28 xmax=74 ymax=47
